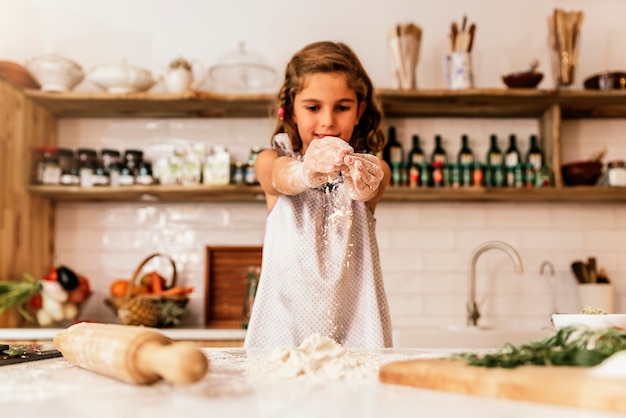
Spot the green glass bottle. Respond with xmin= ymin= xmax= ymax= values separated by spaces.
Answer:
xmin=431 ymin=135 xmax=448 ymax=165
xmin=505 ymin=134 xmax=521 ymax=186
xmin=407 ymin=134 xmax=425 ymax=166
xmin=383 ymin=126 xmax=404 ymax=186
xmin=485 ymin=134 xmax=503 ymax=187
xmin=526 ymin=134 xmax=544 ymax=171
xmin=457 ymin=134 xmax=474 ymax=166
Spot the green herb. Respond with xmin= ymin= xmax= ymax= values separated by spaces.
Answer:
xmin=0 ymin=273 xmax=42 ymax=322
xmin=455 ymin=327 xmax=626 ymax=368
xmin=2 ymin=346 xmax=26 ymax=356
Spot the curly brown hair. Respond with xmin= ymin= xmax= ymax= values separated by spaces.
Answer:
xmin=270 ymin=41 xmax=385 ymax=154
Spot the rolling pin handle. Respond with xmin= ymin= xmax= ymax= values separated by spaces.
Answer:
xmin=136 ymin=341 xmax=209 ymax=385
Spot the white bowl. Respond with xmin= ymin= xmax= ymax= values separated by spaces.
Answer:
xmin=551 ymin=314 xmax=626 ymax=330
xmin=88 ymin=62 xmax=157 ymax=94
xmin=25 ymin=54 xmax=84 ymax=92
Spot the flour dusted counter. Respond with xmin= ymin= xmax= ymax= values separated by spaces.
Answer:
xmin=0 ymin=347 xmax=620 ymax=418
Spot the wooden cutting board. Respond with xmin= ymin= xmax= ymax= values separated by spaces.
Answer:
xmin=379 ymin=358 xmax=626 ymax=414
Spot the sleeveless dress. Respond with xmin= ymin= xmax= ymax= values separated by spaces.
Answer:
xmin=243 ymin=135 xmax=393 ymax=349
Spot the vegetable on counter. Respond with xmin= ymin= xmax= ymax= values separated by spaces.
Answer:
xmin=0 ymin=264 xmax=91 ymax=326
xmin=455 ymin=326 xmax=626 ymax=368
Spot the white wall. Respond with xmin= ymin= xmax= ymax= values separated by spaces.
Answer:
xmin=5 ymin=0 xmax=626 ymax=330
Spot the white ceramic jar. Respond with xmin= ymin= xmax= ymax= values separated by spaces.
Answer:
xmin=608 ymin=160 xmax=626 ymax=187
xmin=165 ymin=67 xmax=193 ymax=93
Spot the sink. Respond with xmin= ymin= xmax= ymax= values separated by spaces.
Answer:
xmin=392 ymin=326 xmax=554 ymax=349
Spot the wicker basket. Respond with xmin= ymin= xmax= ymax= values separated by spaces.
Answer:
xmin=104 ymin=253 xmax=189 ymax=327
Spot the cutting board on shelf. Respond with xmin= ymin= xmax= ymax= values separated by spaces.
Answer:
xmin=379 ymin=358 xmax=626 ymax=414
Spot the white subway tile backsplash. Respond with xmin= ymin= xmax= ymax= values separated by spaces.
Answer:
xmin=54 ymin=117 xmax=626 ymax=330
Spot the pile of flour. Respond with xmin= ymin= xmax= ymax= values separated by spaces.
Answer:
xmin=246 ymin=334 xmax=420 ymax=381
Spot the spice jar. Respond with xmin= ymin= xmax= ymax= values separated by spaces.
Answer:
xmin=35 ymin=146 xmax=61 ymax=185
xmin=124 ymin=149 xmax=144 ymax=176
xmin=59 ymin=148 xmax=79 ymax=186
xmin=77 ymin=148 xmax=98 ymax=187
xmin=608 ymin=160 xmax=626 ymax=187
xmin=100 ymin=149 xmax=121 ymax=174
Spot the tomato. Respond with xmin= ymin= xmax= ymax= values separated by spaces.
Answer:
xmin=68 ymin=275 xmax=91 ymax=304
xmin=44 ymin=267 xmax=57 ymax=281
xmin=29 ymin=294 xmax=43 ymax=309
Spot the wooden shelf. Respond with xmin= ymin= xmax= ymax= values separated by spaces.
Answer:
xmin=28 ymin=185 xmax=267 ymax=202
xmin=23 ymin=89 xmax=275 ymax=118
xmin=28 ymin=184 xmax=626 ymax=203
xmin=378 ymin=88 xmax=556 ymax=118
xmin=20 ymin=87 xmax=626 ymax=119
xmin=20 ymin=85 xmax=626 ymax=205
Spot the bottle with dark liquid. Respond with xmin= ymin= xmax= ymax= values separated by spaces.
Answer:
xmin=526 ymin=134 xmax=544 ymax=171
xmin=431 ymin=135 xmax=447 ymax=165
xmin=486 ymin=134 xmax=504 ymax=187
xmin=505 ymin=134 xmax=521 ymax=186
xmin=383 ymin=126 xmax=404 ymax=186
xmin=457 ymin=134 xmax=474 ymax=165
xmin=407 ymin=135 xmax=424 ymax=188
xmin=407 ymin=134 xmax=425 ymax=166
xmin=457 ymin=134 xmax=474 ymax=186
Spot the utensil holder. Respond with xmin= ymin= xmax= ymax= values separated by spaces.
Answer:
xmin=578 ymin=283 xmax=614 ymax=313
xmin=443 ymin=51 xmax=474 ymax=90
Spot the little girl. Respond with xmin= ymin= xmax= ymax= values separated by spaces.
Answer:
xmin=243 ymin=41 xmax=393 ymax=349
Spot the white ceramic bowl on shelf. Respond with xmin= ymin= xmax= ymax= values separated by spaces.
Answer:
xmin=88 ymin=62 xmax=157 ymax=94
xmin=551 ymin=314 xmax=626 ymax=330
xmin=25 ymin=54 xmax=84 ymax=92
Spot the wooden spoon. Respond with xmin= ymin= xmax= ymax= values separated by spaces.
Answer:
xmin=571 ymin=261 xmax=589 ymax=284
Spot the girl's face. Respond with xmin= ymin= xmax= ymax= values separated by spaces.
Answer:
xmin=292 ymin=72 xmax=365 ymax=154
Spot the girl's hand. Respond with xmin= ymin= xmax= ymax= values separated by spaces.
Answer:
xmin=301 ymin=136 xmax=353 ymax=187
xmin=342 ymin=153 xmax=384 ymax=201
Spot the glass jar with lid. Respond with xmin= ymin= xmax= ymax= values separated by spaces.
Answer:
xmin=124 ymin=149 xmax=144 ymax=176
xmin=100 ymin=149 xmax=121 ymax=174
xmin=77 ymin=148 xmax=98 ymax=187
xmin=59 ymin=148 xmax=79 ymax=186
xmin=608 ymin=160 xmax=626 ymax=187
xmin=35 ymin=145 xmax=61 ymax=185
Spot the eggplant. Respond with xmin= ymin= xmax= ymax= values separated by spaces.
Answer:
xmin=57 ymin=265 xmax=79 ymax=290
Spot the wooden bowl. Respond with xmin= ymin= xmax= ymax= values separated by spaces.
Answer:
xmin=502 ymin=71 xmax=543 ymax=89
xmin=584 ymin=71 xmax=626 ymax=90
xmin=0 ymin=61 xmax=40 ymax=89
xmin=561 ymin=160 xmax=603 ymax=186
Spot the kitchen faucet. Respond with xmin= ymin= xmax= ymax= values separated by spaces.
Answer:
xmin=467 ymin=241 xmax=524 ymax=327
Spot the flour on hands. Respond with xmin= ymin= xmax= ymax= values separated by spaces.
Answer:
xmin=342 ymin=153 xmax=384 ymax=201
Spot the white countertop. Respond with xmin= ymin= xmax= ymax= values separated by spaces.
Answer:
xmin=0 ymin=327 xmax=247 ymax=341
xmin=0 ymin=347 xmax=621 ymax=418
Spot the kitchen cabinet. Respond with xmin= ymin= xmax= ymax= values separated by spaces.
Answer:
xmin=2 ymin=78 xmax=626 ymax=326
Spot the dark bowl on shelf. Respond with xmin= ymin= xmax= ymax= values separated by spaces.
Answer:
xmin=561 ymin=160 xmax=603 ymax=186
xmin=583 ymin=71 xmax=626 ymax=90
xmin=502 ymin=71 xmax=544 ymax=89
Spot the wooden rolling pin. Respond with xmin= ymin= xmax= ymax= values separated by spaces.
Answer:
xmin=54 ymin=322 xmax=209 ymax=385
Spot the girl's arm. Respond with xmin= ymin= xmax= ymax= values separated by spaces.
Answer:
xmin=255 ymin=136 xmax=352 ymax=200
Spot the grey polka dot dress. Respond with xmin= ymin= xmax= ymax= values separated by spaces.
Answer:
xmin=244 ymin=136 xmax=393 ymax=349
